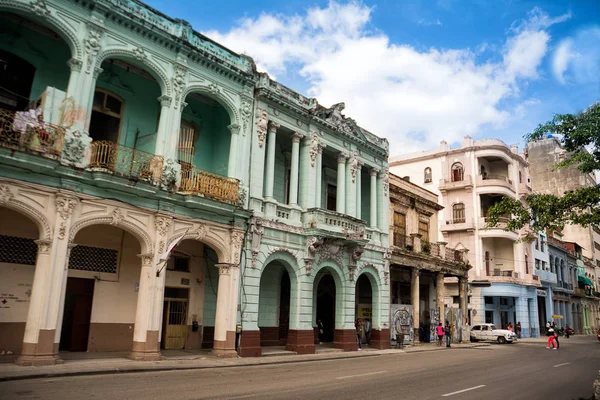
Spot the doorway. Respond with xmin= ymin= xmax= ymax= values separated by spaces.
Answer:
xmin=59 ymin=277 xmax=95 ymax=352
xmin=89 ymin=89 xmax=123 ymax=143
xmin=316 ymin=274 xmax=336 ymax=342
xmin=355 ymin=275 xmax=372 ymax=345
xmin=538 ymin=296 xmax=547 ymax=333
xmin=0 ymin=50 xmax=35 ymax=111
xmin=162 ymin=287 xmax=189 ymax=350
xmin=279 ymin=271 xmax=290 ymax=344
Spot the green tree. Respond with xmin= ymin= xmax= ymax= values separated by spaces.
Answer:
xmin=487 ymin=102 xmax=600 ymax=232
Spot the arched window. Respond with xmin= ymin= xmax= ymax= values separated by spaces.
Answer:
xmin=424 ymin=167 xmax=432 ymax=183
xmin=451 ymin=162 xmax=464 ymax=182
xmin=519 ymin=171 xmax=523 ymax=184
xmin=485 ymin=251 xmax=490 ymax=276
xmin=452 ymin=203 xmax=465 ymax=223
xmin=525 ymin=254 xmax=529 ymax=274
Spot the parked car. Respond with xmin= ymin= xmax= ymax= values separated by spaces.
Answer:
xmin=470 ymin=323 xmax=517 ymax=344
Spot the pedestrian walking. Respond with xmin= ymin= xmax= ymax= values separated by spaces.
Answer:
xmin=364 ymin=318 xmax=371 ymax=345
xmin=444 ymin=321 xmax=452 ymax=348
xmin=554 ymin=329 xmax=560 ymax=349
xmin=516 ymin=322 xmax=522 ymax=339
xmin=507 ymin=322 xmax=513 ymax=332
xmin=355 ymin=319 xmax=363 ymax=350
xmin=436 ymin=323 xmax=444 ymax=347
xmin=547 ymin=327 xmax=556 ymax=349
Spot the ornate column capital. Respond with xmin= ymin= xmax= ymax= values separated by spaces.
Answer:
xmin=216 ymin=263 xmax=233 ymax=275
xmin=317 ymin=143 xmax=327 ymax=154
xmin=228 ymin=124 xmax=241 ymax=135
xmin=411 ymin=267 xmax=421 ymax=278
xmin=292 ymin=132 xmax=304 ymax=143
xmin=138 ymin=253 xmax=154 ymax=267
xmin=154 ymin=215 xmax=172 ymax=237
xmin=34 ymin=239 xmax=52 ymax=255
xmin=55 ymin=196 xmax=78 ymax=220
xmin=370 ymin=167 xmax=380 ymax=176
xmin=158 ymin=95 xmax=172 ymax=108
xmin=337 ymin=152 xmax=349 ymax=164
xmin=268 ymin=121 xmax=280 ymax=134
xmin=67 ymin=58 xmax=83 ymax=73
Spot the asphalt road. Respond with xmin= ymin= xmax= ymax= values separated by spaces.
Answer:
xmin=1 ymin=337 xmax=599 ymax=400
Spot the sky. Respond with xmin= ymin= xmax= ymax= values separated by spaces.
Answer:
xmin=145 ymin=0 xmax=600 ymax=157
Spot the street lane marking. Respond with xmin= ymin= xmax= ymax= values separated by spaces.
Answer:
xmin=442 ymin=385 xmax=486 ymax=397
xmin=336 ymin=370 xmax=387 ymax=380
xmin=554 ymin=362 xmax=570 ymax=368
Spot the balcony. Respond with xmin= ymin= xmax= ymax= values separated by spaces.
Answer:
xmin=533 ymin=268 xmax=558 ymax=284
xmin=179 ymin=165 xmax=240 ymax=205
xmin=493 ymin=269 xmax=519 ymax=278
xmin=479 ymin=216 xmax=509 ymax=230
xmin=441 ymin=217 xmax=475 ymax=233
xmin=439 ymin=174 xmax=473 ymax=193
xmin=0 ymin=108 xmax=65 ymax=159
xmin=90 ymin=141 xmax=164 ymax=186
xmin=555 ymin=281 xmax=574 ymax=291
xmin=477 ymin=175 xmax=515 ymax=196
xmin=519 ymin=182 xmax=532 ymax=195
xmin=303 ymin=208 xmax=366 ymax=238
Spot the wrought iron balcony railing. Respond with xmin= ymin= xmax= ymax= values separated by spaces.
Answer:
xmin=0 ymin=108 xmax=65 ymax=157
xmin=180 ymin=165 xmax=240 ymax=205
xmin=90 ymin=141 xmax=164 ymax=185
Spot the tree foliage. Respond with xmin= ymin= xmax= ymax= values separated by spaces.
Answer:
xmin=487 ymin=102 xmax=600 ymax=232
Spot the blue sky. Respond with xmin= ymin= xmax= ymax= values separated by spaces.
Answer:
xmin=146 ymin=0 xmax=599 ymax=156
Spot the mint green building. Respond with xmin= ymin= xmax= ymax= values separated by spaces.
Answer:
xmin=0 ymin=0 xmax=390 ymax=365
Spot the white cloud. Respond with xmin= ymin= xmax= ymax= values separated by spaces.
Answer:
xmin=418 ymin=19 xmax=442 ymax=26
xmin=552 ymin=27 xmax=600 ymax=85
xmin=204 ymin=3 xmax=567 ymax=155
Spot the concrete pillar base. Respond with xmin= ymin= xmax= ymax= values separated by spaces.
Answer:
xmin=212 ymin=331 xmax=237 ymax=357
xmin=334 ymin=329 xmax=358 ymax=351
xmin=129 ymin=331 xmax=162 ymax=361
xmin=286 ymin=330 xmax=316 ymax=354
xmin=238 ymin=330 xmax=261 ymax=357
xmin=370 ymin=329 xmax=391 ymax=349
xmin=15 ymin=330 xmax=62 ymax=366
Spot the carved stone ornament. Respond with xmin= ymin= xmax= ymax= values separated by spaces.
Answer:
xmin=173 ymin=66 xmax=186 ymax=105
xmin=194 ymin=224 xmax=208 ymax=240
xmin=67 ymin=58 xmax=83 ymax=73
xmin=133 ymin=46 xmax=148 ymax=62
xmin=84 ymin=27 xmax=102 ymax=74
xmin=256 ymin=109 xmax=268 ymax=148
xmin=238 ymin=186 xmax=247 ymax=206
xmin=161 ymin=158 xmax=180 ymax=190
xmin=34 ymin=239 xmax=52 ymax=254
xmin=63 ymin=130 xmax=90 ymax=166
xmin=218 ymin=264 xmax=231 ymax=275
xmin=292 ymin=132 xmax=304 ymax=143
xmin=350 ymin=245 xmax=365 ymax=264
xmin=154 ymin=216 xmax=172 ymax=237
xmin=304 ymin=259 xmax=314 ymax=276
xmin=309 ymin=132 xmax=319 ymax=167
xmin=228 ymin=124 xmax=241 ymax=135
xmin=348 ymin=265 xmax=356 ymax=282
xmin=139 ymin=254 xmax=153 ymax=267
xmin=383 ymin=270 xmax=389 ymax=285
xmin=230 ymin=231 xmax=245 ymax=263
xmin=58 ymin=222 xmax=67 ymax=240
xmin=207 ymin=82 xmax=220 ymax=94
xmin=349 ymin=151 xmax=360 ymax=183
xmin=158 ymin=95 xmax=172 ymax=108
xmin=0 ymin=185 xmax=14 ymax=205
xmin=306 ymin=236 xmax=324 ymax=258
xmin=337 ymin=153 xmax=348 ymax=164
xmin=240 ymin=100 xmax=251 ymax=135
xmin=383 ymin=248 xmax=392 ymax=270
xmin=382 ymin=168 xmax=390 ymax=196
xmin=111 ymin=208 xmax=124 ymax=225
xmin=249 ymin=219 xmax=264 ymax=267
xmin=55 ymin=196 xmax=77 ymax=220
xmin=31 ymin=0 xmax=50 ymax=17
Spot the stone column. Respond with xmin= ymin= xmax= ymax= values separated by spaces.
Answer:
xmin=289 ymin=132 xmax=303 ymax=206
xmin=227 ymin=124 xmax=241 ymax=178
xmin=437 ymin=272 xmax=445 ymax=326
xmin=411 ymin=268 xmax=420 ymax=344
xmin=298 ymin=133 xmax=318 ymax=210
xmin=370 ymin=169 xmax=378 ymax=228
xmin=411 ymin=233 xmax=422 ymax=253
xmin=459 ymin=276 xmax=468 ymax=342
xmin=264 ymin=122 xmax=279 ymax=200
xmin=346 ymin=153 xmax=356 ymax=217
xmin=438 ymin=242 xmax=447 ymax=260
xmin=314 ymin=144 xmax=325 ymax=208
xmin=213 ymin=264 xmax=239 ymax=357
xmin=356 ymin=163 xmax=362 ymax=219
xmin=129 ymin=254 xmax=161 ymax=361
xmin=336 ymin=153 xmax=347 ymax=214
xmin=17 ymin=196 xmax=77 ymax=366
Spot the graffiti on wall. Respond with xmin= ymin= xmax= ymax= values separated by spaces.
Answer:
xmin=390 ymin=304 xmax=413 ymax=343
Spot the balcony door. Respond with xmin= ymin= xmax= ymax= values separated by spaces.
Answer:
xmin=89 ymin=89 xmax=123 ymax=143
xmin=0 ymin=50 xmax=35 ymax=111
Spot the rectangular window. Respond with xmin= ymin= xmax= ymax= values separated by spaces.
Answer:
xmin=540 ymin=237 xmax=545 ymax=252
xmin=452 ymin=203 xmax=465 ymax=223
xmin=535 ymin=259 xmax=540 ymax=269
xmin=535 ymin=238 xmax=539 ymax=250
xmin=167 ymin=252 xmax=190 ymax=272
xmin=594 ymin=242 xmax=600 ymax=251
xmin=393 ymin=211 xmax=406 ymax=247
xmin=525 ymin=255 xmax=529 ymax=274
xmin=418 ymin=218 xmax=429 ymax=242
xmin=484 ymin=296 xmax=494 ymax=305
xmin=326 ymin=184 xmax=336 ymax=211
xmin=0 ymin=235 xmax=37 ymax=265
xmin=542 ymin=261 xmax=547 ymax=271
xmin=69 ymin=245 xmax=118 ymax=273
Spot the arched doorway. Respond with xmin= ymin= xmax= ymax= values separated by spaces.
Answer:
xmin=0 ymin=206 xmax=40 ymax=354
xmin=258 ymin=262 xmax=291 ymax=346
xmin=316 ymin=273 xmax=336 ymax=343
xmin=61 ymin=224 xmax=142 ymax=352
xmin=355 ymin=274 xmax=373 ymax=346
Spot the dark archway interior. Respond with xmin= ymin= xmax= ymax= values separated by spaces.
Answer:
xmin=278 ymin=271 xmax=290 ymax=343
xmin=316 ymin=274 xmax=336 ymax=342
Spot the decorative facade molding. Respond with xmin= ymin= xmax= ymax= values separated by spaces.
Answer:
xmin=249 ymin=219 xmax=264 ymax=267
xmin=55 ymin=196 xmax=77 ymax=220
xmin=308 ymin=132 xmax=319 ymax=167
xmin=193 ymin=224 xmax=208 ymax=240
xmin=260 ymin=218 xmax=305 ymax=234
xmin=34 ymin=239 xmax=52 ymax=254
xmin=158 ymin=95 xmax=172 ymax=108
xmin=154 ymin=216 xmax=172 ymax=236
xmin=230 ymin=230 xmax=245 ymax=264
xmin=172 ymin=65 xmax=186 ymax=104
xmin=382 ymin=168 xmax=390 ymax=196
xmin=84 ymin=26 xmax=102 ymax=74
xmin=0 ymin=184 xmax=14 ymax=204
xmin=349 ymin=151 xmax=360 ymax=183
xmin=292 ymin=132 xmax=304 ymax=143
xmin=30 ymin=0 xmax=50 ymax=17
xmin=110 ymin=208 xmax=124 ymax=225
xmin=240 ymin=100 xmax=251 ymax=135
xmin=132 ymin=46 xmax=148 ymax=62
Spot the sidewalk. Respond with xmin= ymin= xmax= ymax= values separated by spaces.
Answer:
xmin=0 ymin=342 xmax=489 ymax=382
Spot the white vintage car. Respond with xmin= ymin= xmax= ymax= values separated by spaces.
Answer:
xmin=470 ymin=323 xmax=517 ymax=344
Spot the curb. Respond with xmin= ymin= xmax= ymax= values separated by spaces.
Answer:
xmin=0 ymin=344 xmax=489 ymax=382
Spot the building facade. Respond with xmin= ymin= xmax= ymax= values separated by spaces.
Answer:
xmin=543 ymin=233 xmax=575 ymax=331
xmin=0 ymin=0 xmax=393 ymax=364
xmin=388 ymin=174 xmax=469 ymax=345
xmin=237 ymin=79 xmax=390 ymax=356
xmin=532 ymin=231 xmax=554 ymax=331
xmin=390 ymin=137 xmax=541 ymax=337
